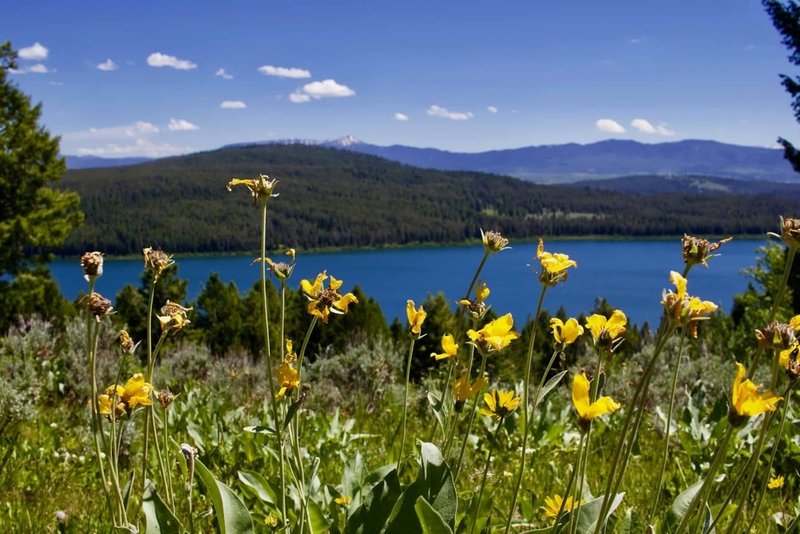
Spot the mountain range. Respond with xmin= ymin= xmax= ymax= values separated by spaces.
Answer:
xmin=66 ymin=137 xmax=799 ymax=183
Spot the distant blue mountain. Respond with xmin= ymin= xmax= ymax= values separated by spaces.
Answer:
xmin=65 ymin=155 xmax=152 ymax=170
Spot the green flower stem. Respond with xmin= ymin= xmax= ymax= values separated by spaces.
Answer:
xmin=593 ymin=323 xmax=676 ymax=534
xmin=142 ymin=279 xmax=157 ymax=495
xmin=454 ymin=352 xmax=488 ymax=480
xmin=566 ymin=431 xmax=589 ymax=534
xmin=436 ymin=250 xmax=490 ymax=443
xmin=161 ymin=405 xmax=175 ymax=508
xmin=398 ymin=337 xmax=417 ymax=475
xmin=674 ymin=425 xmax=734 ymax=534
xmin=649 ymin=327 xmax=688 ymax=522
xmin=503 ymin=284 xmax=548 ymax=534
xmin=552 ymin=442 xmax=581 ymax=534
xmin=746 ymin=381 xmax=797 ymax=532
xmin=469 ymin=422 xmax=504 ymax=534
xmin=443 ymin=318 xmax=477 ymax=460
xmin=704 ymin=451 xmax=756 ymax=533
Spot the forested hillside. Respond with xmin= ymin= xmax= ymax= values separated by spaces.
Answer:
xmin=58 ymin=144 xmax=797 ymax=255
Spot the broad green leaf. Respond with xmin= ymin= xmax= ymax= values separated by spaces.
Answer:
xmin=669 ymin=479 xmax=704 ymax=522
xmin=282 ymin=396 xmax=303 ymax=432
xmin=308 ymin=499 xmax=332 ymax=533
xmin=345 ymin=469 xmax=402 ymax=534
xmin=415 ymin=496 xmax=454 ymax=534
xmin=142 ymin=479 xmax=181 ymax=534
xmin=195 ymin=458 xmax=254 ymax=534
xmin=238 ymin=470 xmax=277 ymax=505
xmin=427 ymin=392 xmax=446 ymax=434
xmin=539 ymin=370 xmax=568 ymax=400
xmin=385 ymin=442 xmax=457 ymax=534
xmin=577 ymin=493 xmax=625 ymax=532
xmin=702 ymin=504 xmax=715 ymax=534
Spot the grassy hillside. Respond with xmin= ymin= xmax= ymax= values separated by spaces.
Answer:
xmin=58 ymin=144 xmax=797 ymax=255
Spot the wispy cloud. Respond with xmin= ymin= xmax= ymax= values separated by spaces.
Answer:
xmin=220 ymin=100 xmax=247 ymax=109
xmin=97 ymin=59 xmax=118 ymax=71
xmin=487 ymin=106 xmax=498 ymax=113
xmin=167 ymin=118 xmax=199 ymax=131
xmin=10 ymin=64 xmax=51 ymax=75
xmin=64 ymin=121 xmax=160 ymax=141
xmin=258 ymin=65 xmax=311 ymax=79
xmin=427 ymin=105 xmax=473 ymax=121
xmin=289 ymin=79 xmax=355 ymax=103
xmin=18 ymin=42 xmax=48 ymax=60
xmin=394 ymin=112 xmax=409 ymax=121
xmin=596 ymin=119 xmax=626 ymax=133
xmin=147 ymin=52 xmax=197 ymax=70
xmin=76 ymin=139 xmax=190 ymax=158
xmin=631 ymin=118 xmax=674 ymax=136
xmin=215 ymin=68 xmax=233 ymax=80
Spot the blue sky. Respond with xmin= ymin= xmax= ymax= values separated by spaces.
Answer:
xmin=3 ymin=0 xmax=798 ymax=157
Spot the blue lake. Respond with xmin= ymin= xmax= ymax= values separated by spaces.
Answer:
xmin=49 ymin=239 xmax=768 ymax=327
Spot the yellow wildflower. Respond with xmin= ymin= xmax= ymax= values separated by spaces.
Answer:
xmin=406 ymin=300 xmax=427 ymax=337
xmin=768 ymin=475 xmax=785 ymax=490
xmin=300 ymin=271 xmax=358 ymax=323
xmin=227 ymin=173 xmax=278 ymax=204
xmin=459 ymin=282 xmax=491 ymax=319
xmin=542 ymin=494 xmax=582 ymax=519
xmin=571 ymin=372 xmax=620 ymax=425
xmin=585 ymin=310 xmax=627 ymax=351
xmin=275 ymin=361 xmax=300 ymax=399
xmin=431 ymin=334 xmax=458 ymax=361
xmin=481 ymin=229 xmax=510 ymax=254
xmin=99 ymin=373 xmax=153 ymax=417
xmin=452 ymin=371 xmax=488 ymax=410
xmin=285 ymin=339 xmax=298 ymax=363
xmin=157 ymin=300 xmax=192 ymax=332
xmin=550 ymin=318 xmax=584 ymax=348
xmin=480 ymin=389 xmax=521 ymax=420
xmin=467 ymin=313 xmax=519 ymax=354
xmin=729 ymin=362 xmax=782 ymax=425
xmin=661 ymin=272 xmax=717 ymax=336
xmin=536 ymin=239 xmax=577 ymax=286
xmin=334 ymin=495 xmax=351 ymax=507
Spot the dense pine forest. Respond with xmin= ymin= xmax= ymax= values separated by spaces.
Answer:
xmin=58 ymin=144 xmax=797 ymax=255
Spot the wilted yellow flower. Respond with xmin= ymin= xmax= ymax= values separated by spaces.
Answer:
xmin=453 ymin=371 xmax=488 ymax=410
xmin=99 ymin=373 xmax=154 ymax=417
xmin=334 ymin=495 xmax=351 ymax=507
xmin=406 ymin=300 xmax=427 ymax=337
xmin=300 ymin=271 xmax=358 ymax=323
xmin=585 ymin=310 xmax=627 ymax=350
xmin=275 ymin=361 xmax=300 ymax=399
xmin=729 ymin=362 xmax=782 ymax=425
xmin=431 ymin=334 xmax=458 ymax=361
xmin=143 ymin=247 xmax=174 ymax=282
xmin=467 ymin=313 xmax=519 ymax=354
xmin=260 ymin=248 xmax=297 ymax=280
xmin=481 ymin=229 xmax=510 ymax=254
xmin=119 ymin=330 xmax=138 ymax=354
xmin=536 ymin=239 xmax=577 ymax=286
xmin=769 ymin=475 xmax=785 ymax=489
xmin=550 ymin=318 xmax=584 ymax=348
xmin=480 ymin=389 xmax=521 ymax=420
xmin=571 ymin=372 xmax=620 ymax=425
xmin=681 ymin=234 xmax=732 ymax=269
xmin=662 ymin=272 xmax=717 ymax=337
xmin=778 ymin=216 xmax=800 ymax=249
xmin=459 ymin=282 xmax=491 ymax=319
xmin=542 ymin=494 xmax=582 ymax=519
xmin=80 ymin=251 xmax=103 ymax=281
xmin=157 ymin=300 xmax=192 ymax=332
xmin=756 ymin=321 xmax=797 ymax=352
xmin=227 ymin=173 xmax=278 ymax=204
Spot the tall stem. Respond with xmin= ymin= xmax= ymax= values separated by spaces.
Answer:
xmin=503 ymin=285 xmax=548 ymax=534
xmin=454 ymin=352 xmax=488 ymax=479
xmin=142 ymin=279 xmax=157 ymax=493
xmin=398 ymin=337 xmax=417 ymax=475
xmin=469 ymin=423 xmax=504 ymax=534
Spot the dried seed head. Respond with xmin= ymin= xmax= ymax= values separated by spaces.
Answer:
xmin=681 ymin=235 xmax=732 ymax=269
xmin=481 ymin=229 xmax=509 ymax=254
xmin=756 ymin=322 xmax=797 ymax=352
xmin=119 ymin=330 xmax=137 ymax=354
xmin=80 ymin=251 xmax=104 ymax=281
xmin=779 ymin=216 xmax=800 ymax=249
xmin=158 ymin=300 xmax=192 ymax=332
xmin=143 ymin=247 xmax=173 ymax=281
xmin=786 ymin=358 xmax=800 ymax=381
xmin=84 ymin=292 xmax=113 ymax=321
xmin=158 ymin=389 xmax=175 ymax=409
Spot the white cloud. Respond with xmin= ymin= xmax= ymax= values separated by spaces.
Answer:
xmin=220 ymin=100 xmax=247 ymax=109
xmin=215 ymin=68 xmax=233 ymax=80
xmin=289 ymin=79 xmax=355 ymax=103
xmin=18 ymin=42 xmax=48 ymax=60
xmin=258 ymin=65 xmax=311 ymax=79
xmin=29 ymin=64 xmax=50 ymax=73
xmin=394 ymin=112 xmax=409 ymax=121
xmin=97 ymin=59 xmax=117 ymax=71
xmin=289 ymin=92 xmax=311 ymax=103
xmin=487 ymin=106 xmax=498 ymax=113
xmin=596 ymin=118 xmax=626 ymax=133
xmin=49 ymin=81 xmax=64 ymax=86
xmin=64 ymin=121 xmax=160 ymax=141
xmin=147 ymin=52 xmax=197 ymax=70
xmin=427 ymin=105 xmax=473 ymax=121
xmin=631 ymin=118 xmax=674 ymax=136
xmin=167 ymin=118 xmax=199 ymax=131
xmin=76 ymin=138 xmax=190 ymax=158
xmin=629 ymin=38 xmax=642 ymax=44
